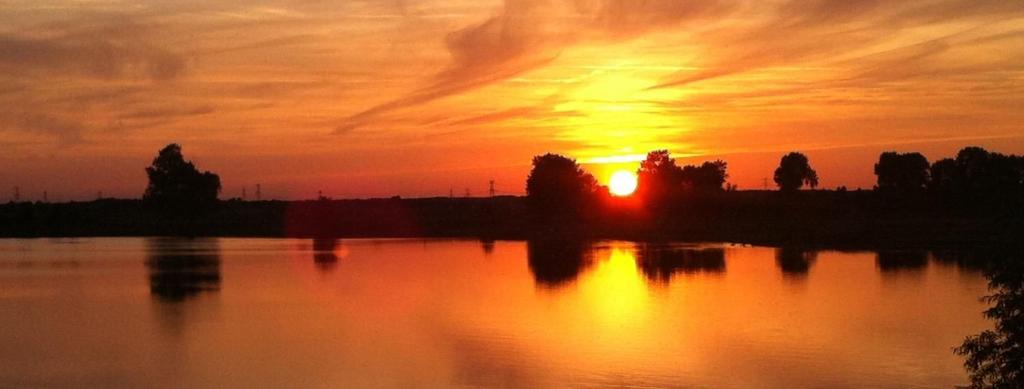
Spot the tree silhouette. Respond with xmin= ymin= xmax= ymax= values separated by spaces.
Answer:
xmin=144 ymin=144 xmax=221 ymax=211
xmin=929 ymin=147 xmax=1024 ymax=206
xmin=929 ymin=157 xmax=959 ymax=194
xmin=637 ymin=150 xmax=683 ymax=203
xmin=774 ymin=152 xmax=819 ymax=192
xmin=681 ymin=160 xmax=729 ymax=191
xmin=525 ymin=153 xmax=598 ymax=218
xmin=637 ymin=151 xmax=729 ymax=210
xmin=956 ymin=252 xmax=1024 ymax=388
xmin=874 ymin=152 xmax=929 ymax=194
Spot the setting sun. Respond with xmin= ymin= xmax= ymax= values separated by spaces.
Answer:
xmin=609 ymin=170 xmax=638 ymax=197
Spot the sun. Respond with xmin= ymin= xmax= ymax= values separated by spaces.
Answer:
xmin=609 ymin=170 xmax=638 ymax=197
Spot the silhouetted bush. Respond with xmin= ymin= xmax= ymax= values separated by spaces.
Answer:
xmin=774 ymin=152 xmax=819 ymax=192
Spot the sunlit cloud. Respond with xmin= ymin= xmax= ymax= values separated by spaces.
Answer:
xmin=0 ymin=0 xmax=1021 ymax=199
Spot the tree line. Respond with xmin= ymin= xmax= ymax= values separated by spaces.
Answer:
xmin=524 ymin=146 xmax=1024 ymax=216
xmin=139 ymin=143 xmax=1022 ymax=219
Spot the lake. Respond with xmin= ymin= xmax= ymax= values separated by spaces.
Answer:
xmin=0 ymin=238 xmax=992 ymax=388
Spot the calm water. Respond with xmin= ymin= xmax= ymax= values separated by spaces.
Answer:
xmin=0 ymin=238 xmax=991 ymax=388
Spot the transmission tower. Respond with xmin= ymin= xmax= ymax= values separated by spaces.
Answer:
xmin=488 ymin=180 xmax=495 ymax=197
xmin=256 ymin=184 xmax=262 ymax=201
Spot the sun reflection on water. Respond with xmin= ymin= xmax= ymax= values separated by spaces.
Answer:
xmin=579 ymin=244 xmax=650 ymax=328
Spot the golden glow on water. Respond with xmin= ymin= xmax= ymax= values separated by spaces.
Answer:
xmin=0 ymin=238 xmax=993 ymax=388
xmin=580 ymin=246 xmax=648 ymax=326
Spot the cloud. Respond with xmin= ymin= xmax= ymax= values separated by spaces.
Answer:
xmin=7 ymin=112 xmax=87 ymax=146
xmin=578 ymin=0 xmax=736 ymax=36
xmin=335 ymin=0 xmax=561 ymax=133
xmin=650 ymin=0 xmax=1024 ymax=89
xmin=335 ymin=0 xmax=739 ymax=133
xmin=119 ymin=105 xmax=216 ymax=120
xmin=0 ymin=20 xmax=187 ymax=80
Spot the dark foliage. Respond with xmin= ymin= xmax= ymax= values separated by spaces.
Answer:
xmin=636 ymin=150 xmax=729 ymax=216
xmin=637 ymin=150 xmax=682 ymax=205
xmin=774 ymin=152 xmax=819 ymax=192
xmin=525 ymin=153 xmax=599 ymax=220
xmin=956 ymin=251 xmax=1024 ymax=388
xmin=930 ymin=147 xmax=1024 ymax=210
xmin=1 ymin=145 xmax=1022 ymax=248
xmin=875 ymin=152 xmax=930 ymax=194
xmin=144 ymin=144 xmax=221 ymax=212
xmin=681 ymin=160 xmax=729 ymax=192
xmin=638 ymin=150 xmax=728 ymax=197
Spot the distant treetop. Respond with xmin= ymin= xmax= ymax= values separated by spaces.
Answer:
xmin=525 ymin=153 xmax=599 ymax=219
xmin=144 ymin=143 xmax=221 ymax=210
xmin=774 ymin=152 xmax=819 ymax=192
xmin=929 ymin=146 xmax=1024 ymax=204
xmin=875 ymin=151 xmax=930 ymax=194
xmin=637 ymin=150 xmax=729 ymax=205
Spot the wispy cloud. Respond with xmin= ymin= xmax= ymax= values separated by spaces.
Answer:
xmin=336 ymin=0 xmax=739 ymax=132
xmin=0 ymin=25 xmax=187 ymax=80
xmin=119 ymin=105 xmax=215 ymax=120
xmin=0 ymin=0 xmax=1021 ymax=197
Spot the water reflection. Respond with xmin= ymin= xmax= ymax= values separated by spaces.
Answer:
xmin=145 ymin=238 xmax=222 ymax=303
xmin=636 ymin=245 xmax=725 ymax=284
xmin=523 ymin=243 xmax=988 ymax=292
xmin=0 ymin=238 xmax=997 ymax=388
xmin=776 ymin=247 xmax=818 ymax=277
xmin=312 ymin=238 xmax=340 ymax=271
xmin=876 ymin=250 xmax=928 ymax=272
xmin=932 ymin=249 xmax=990 ymax=272
xmin=480 ymin=239 xmax=495 ymax=256
xmin=526 ymin=239 xmax=594 ymax=288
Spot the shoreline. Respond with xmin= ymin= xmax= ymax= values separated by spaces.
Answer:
xmin=1 ymin=193 xmax=1021 ymax=251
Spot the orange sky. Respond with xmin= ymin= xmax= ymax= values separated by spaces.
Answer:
xmin=1 ymin=0 xmax=1022 ymax=200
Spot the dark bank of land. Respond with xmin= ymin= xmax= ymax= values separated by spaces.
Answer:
xmin=1 ymin=191 xmax=1021 ymax=249
xmin=3 ymin=144 xmax=1022 ymax=249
